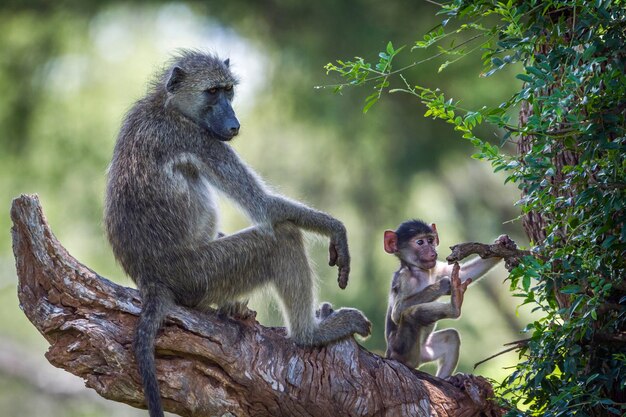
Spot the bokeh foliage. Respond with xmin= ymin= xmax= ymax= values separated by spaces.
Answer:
xmin=327 ymin=0 xmax=625 ymax=415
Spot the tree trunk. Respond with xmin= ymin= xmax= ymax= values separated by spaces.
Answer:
xmin=11 ymin=194 xmax=502 ymax=417
xmin=517 ymin=99 xmax=547 ymax=246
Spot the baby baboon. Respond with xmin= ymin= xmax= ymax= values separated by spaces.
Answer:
xmin=104 ymin=51 xmax=370 ymax=417
xmin=383 ymin=220 xmax=513 ymax=378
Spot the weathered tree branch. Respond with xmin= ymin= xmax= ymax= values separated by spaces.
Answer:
xmin=0 ymin=339 xmax=143 ymax=416
xmin=12 ymin=194 xmax=502 ymax=417
xmin=446 ymin=240 xmax=531 ymax=272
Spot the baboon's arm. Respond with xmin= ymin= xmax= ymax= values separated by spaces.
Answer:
xmin=436 ymin=257 xmax=501 ymax=284
xmin=201 ymin=141 xmax=351 ymax=287
xmin=203 ymin=141 xmax=342 ymax=233
xmin=390 ymin=280 xmax=450 ymax=323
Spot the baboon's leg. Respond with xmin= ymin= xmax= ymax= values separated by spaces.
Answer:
xmin=403 ymin=301 xmax=458 ymax=325
xmin=269 ymin=223 xmax=370 ymax=346
xmin=386 ymin=324 xmax=422 ymax=368
xmin=161 ymin=225 xmax=279 ymax=308
xmin=420 ymin=328 xmax=460 ymax=379
xmin=168 ymin=222 xmax=367 ymax=345
xmin=269 ymin=223 xmax=320 ymax=344
xmin=167 ymin=223 xmax=311 ymax=316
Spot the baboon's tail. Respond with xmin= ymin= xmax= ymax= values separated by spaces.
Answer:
xmin=135 ymin=284 xmax=170 ymax=417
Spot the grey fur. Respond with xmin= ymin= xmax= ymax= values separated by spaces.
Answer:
xmin=384 ymin=222 xmax=505 ymax=379
xmin=104 ymin=51 xmax=371 ymax=417
xmin=385 ymin=265 xmax=467 ymax=379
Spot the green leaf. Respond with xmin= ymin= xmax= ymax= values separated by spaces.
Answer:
xmin=363 ymin=97 xmax=378 ymax=113
xmin=491 ymin=57 xmax=504 ymax=67
xmin=586 ymin=374 xmax=600 ymax=384
xmin=386 ymin=41 xmax=394 ymax=55
xmin=525 ymin=66 xmax=544 ymax=79
xmin=560 ymin=285 xmax=581 ymax=294
xmin=602 ymin=235 xmax=616 ymax=249
xmin=582 ymin=43 xmax=596 ymax=61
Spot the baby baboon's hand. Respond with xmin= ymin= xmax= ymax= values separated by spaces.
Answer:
xmin=450 ymin=263 xmax=471 ymax=313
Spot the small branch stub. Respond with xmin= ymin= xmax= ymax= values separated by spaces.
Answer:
xmin=11 ymin=194 xmax=502 ymax=417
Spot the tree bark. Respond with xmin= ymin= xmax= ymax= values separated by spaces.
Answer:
xmin=446 ymin=241 xmax=530 ymax=272
xmin=11 ymin=194 xmax=502 ymax=417
xmin=517 ymin=100 xmax=548 ymax=246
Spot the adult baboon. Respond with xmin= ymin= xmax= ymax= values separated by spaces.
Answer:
xmin=104 ymin=51 xmax=370 ymax=417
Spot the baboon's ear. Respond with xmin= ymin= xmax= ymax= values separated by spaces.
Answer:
xmin=431 ymin=223 xmax=440 ymax=246
xmin=223 ymin=58 xmax=230 ymax=68
xmin=383 ymin=230 xmax=399 ymax=254
xmin=166 ymin=66 xmax=186 ymax=93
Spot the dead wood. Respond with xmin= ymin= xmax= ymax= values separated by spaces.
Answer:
xmin=11 ymin=194 xmax=502 ymax=417
xmin=446 ymin=240 xmax=531 ymax=272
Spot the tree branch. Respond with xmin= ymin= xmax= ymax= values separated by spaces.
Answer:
xmin=0 ymin=339 xmax=143 ymax=415
xmin=11 ymin=194 xmax=502 ymax=417
xmin=446 ymin=240 xmax=531 ymax=272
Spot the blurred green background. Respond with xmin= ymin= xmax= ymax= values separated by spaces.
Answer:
xmin=0 ymin=1 xmax=534 ymax=416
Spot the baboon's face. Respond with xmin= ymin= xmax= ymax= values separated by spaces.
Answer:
xmin=384 ymin=229 xmax=438 ymax=270
xmin=399 ymin=233 xmax=438 ymax=270
xmin=166 ymin=62 xmax=240 ymax=141
xmin=195 ymin=84 xmax=240 ymax=141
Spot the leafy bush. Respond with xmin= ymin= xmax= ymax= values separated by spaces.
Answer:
xmin=325 ymin=1 xmax=625 ymax=415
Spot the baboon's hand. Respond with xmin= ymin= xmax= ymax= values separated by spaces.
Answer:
xmin=329 ymin=225 xmax=350 ymax=289
xmin=217 ymin=300 xmax=256 ymax=321
xmin=450 ymin=263 xmax=471 ymax=310
xmin=315 ymin=302 xmax=335 ymax=320
xmin=450 ymin=263 xmax=461 ymax=288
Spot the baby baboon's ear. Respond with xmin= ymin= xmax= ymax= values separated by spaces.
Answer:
xmin=383 ymin=230 xmax=399 ymax=254
xmin=430 ymin=223 xmax=440 ymax=246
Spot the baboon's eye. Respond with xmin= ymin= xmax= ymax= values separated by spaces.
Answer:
xmin=207 ymin=88 xmax=218 ymax=94
xmin=224 ymin=85 xmax=233 ymax=91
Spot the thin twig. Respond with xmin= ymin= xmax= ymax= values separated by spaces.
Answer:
xmin=474 ymin=339 xmax=530 ymax=370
